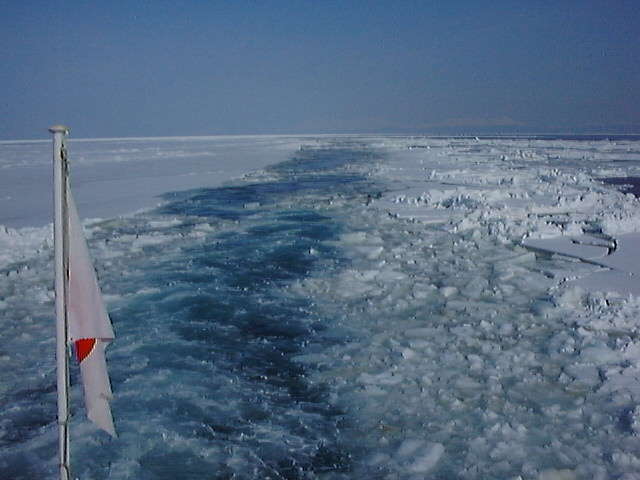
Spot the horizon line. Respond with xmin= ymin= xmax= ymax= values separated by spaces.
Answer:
xmin=2 ymin=131 xmax=640 ymax=144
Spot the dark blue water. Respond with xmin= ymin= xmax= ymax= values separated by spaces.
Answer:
xmin=599 ymin=176 xmax=640 ymax=198
xmin=62 ymin=143 xmax=382 ymax=479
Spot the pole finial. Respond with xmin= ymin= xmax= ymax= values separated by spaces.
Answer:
xmin=49 ymin=125 xmax=70 ymax=135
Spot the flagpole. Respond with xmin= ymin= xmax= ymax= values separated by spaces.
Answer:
xmin=51 ymin=125 xmax=71 ymax=480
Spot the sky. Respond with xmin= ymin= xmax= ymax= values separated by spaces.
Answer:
xmin=1 ymin=0 xmax=639 ymax=139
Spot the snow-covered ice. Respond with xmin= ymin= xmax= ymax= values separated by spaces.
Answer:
xmin=0 ymin=135 xmax=307 ymax=228
xmin=2 ymin=135 xmax=640 ymax=479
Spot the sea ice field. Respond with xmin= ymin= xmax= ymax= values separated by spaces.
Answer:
xmin=2 ymin=135 xmax=640 ymax=479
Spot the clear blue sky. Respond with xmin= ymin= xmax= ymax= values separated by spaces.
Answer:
xmin=1 ymin=0 xmax=639 ymax=139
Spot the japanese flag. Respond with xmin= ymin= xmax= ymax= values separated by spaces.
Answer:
xmin=67 ymin=188 xmax=116 ymax=437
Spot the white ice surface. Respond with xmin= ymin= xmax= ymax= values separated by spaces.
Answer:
xmin=0 ymin=135 xmax=307 ymax=228
xmin=596 ymin=232 xmax=640 ymax=274
xmin=371 ymin=137 xmax=640 ymax=297
xmin=290 ymin=136 xmax=640 ymax=479
xmin=522 ymin=235 xmax=610 ymax=260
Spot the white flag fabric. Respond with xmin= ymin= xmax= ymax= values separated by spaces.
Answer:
xmin=67 ymin=188 xmax=116 ymax=436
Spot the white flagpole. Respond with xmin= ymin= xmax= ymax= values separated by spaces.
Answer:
xmin=51 ymin=125 xmax=71 ymax=480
